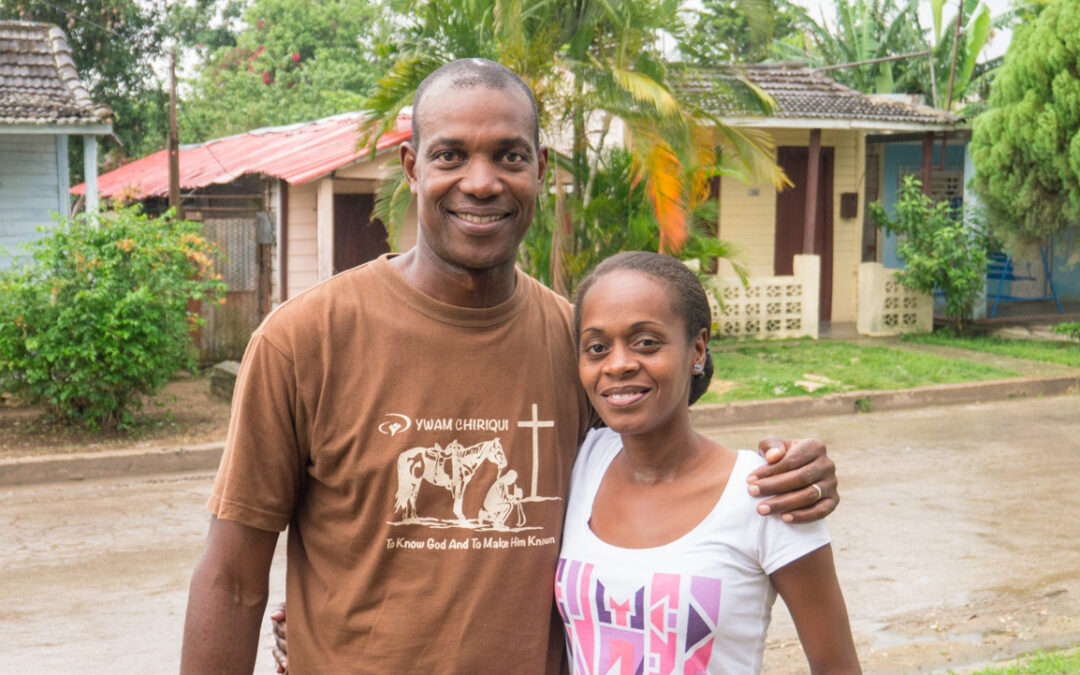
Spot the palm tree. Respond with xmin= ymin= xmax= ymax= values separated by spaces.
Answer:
xmin=773 ymin=0 xmax=1006 ymax=115
xmin=357 ymin=0 xmax=785 ymax=291
xmin=773 ymin=0 xmax=924 ymax=94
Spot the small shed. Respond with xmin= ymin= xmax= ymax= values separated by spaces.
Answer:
xmin=0 ymin=20 xmax=111 ymax=267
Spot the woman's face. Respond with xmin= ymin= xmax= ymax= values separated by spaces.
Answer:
xmin=577 ymin=270 xmax=707 ymax=438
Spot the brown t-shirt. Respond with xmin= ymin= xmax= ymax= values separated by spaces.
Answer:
xmin=208 ymin=255 xmax=592 ymax=673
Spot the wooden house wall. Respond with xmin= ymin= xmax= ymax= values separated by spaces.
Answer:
xmin=715 ymin=128 xmax=866 ymax=322
xmin=0 ymin=133 xmax=68 ymax=267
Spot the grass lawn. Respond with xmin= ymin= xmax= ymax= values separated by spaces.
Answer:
xmin=904 ymin=332 xmax=1080 ymax=368
xmin=700 ymin=340 xmax=1019 ymax=404
xmin=951 ymin=647 xmax=1080 ymax=674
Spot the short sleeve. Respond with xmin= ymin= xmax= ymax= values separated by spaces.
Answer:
xmin=758 ymin=512 xmax=831 ymax=575
xmin=206 ymin=331 xmax=305 ymax=532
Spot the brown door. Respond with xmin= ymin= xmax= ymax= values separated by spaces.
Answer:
xmin=333 ymin=193 xmax=390 ymax=273
xmin=774 ymin=146 xmax=834 ymax=320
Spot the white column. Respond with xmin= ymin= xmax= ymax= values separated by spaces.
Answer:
xmin=793 ymin=254 xmax=820 ymax=339
xmin=317 ymin=177 xmax=334 ymax=281
xmin=83 ymin=135 xmax=98 ymax=215
xmin=56 ymin=135 xmax=70 ymax=216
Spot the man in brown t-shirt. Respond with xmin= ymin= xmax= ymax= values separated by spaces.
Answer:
xmin=181 ymin=59 xmax=839 ymax=674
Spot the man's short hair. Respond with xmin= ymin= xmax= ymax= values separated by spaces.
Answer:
xmin=412 ymin=58 xmax=540 ymax=150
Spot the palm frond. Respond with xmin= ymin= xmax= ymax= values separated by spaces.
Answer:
xmin=373 ymin=162 xmax=413 ymax=251
xmin=638 ymin=135 xmax=689 ymax=254
xmin=357 ymin=55 xmax=439 ymax=154
xmin=714 ymin=123 xmax=789 ymax=190
xmin=493 ymin=0 xmax=526 ymax=54
xmin=610 ymin=68 xmax=679 ymax=116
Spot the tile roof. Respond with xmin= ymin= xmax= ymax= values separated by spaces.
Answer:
xmin=683 ymin=62 xmax=957 ymax=129
xmin=0 ymin=20 xmax=112 ymax=127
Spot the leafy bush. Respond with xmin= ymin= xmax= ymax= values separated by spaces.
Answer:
xmin=0 ymin=207 xmax=225 ymax=429
xmin=869 ymin=176 xmax=990 ymax=333
xmin=1054 ymin=322 xmax=1080 ymax=342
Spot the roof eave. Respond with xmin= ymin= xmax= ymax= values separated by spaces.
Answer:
xmin=293 ymin=133 xmax=411 ymax=185
xmin=0 ymin=122 xmax=114 ymax=135
xmin=715 ymin=116 xmax=958 ymax=132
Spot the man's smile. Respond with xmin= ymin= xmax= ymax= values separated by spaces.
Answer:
xmin=455 ymin=213 xmax=503 ymax=224
xmin=446 ymin=207 xmax=514 ymax=233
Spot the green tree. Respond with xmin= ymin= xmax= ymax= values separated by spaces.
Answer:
xmin=773 ymin=0 xmax=925 ymax=94
xmin=520 ymin=148 xmax=745 ymax=294
xmin=681 ymin=0 xmax=813 ymax=64
xmin=969 ymin=0 xmax=1080 ymax=244
xmin=869 ymin=176 xmax=990 ymax=332
xmin=773 ymin=0 xmax=1001 ymax=115
xmin=180 ymin=0 xmax=387 ymax=142
xmin=0 ymin=207 xmax=225 ymax=429
xmin=898 ymin=0 xmax=1001 ymax=114
xmin=360 ymin=0 xmax=783 ymax=291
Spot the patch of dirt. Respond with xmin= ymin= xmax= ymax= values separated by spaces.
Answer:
xmin=763 ymin=580 xmax=1080 ymax=674
xmin=0 ymin=376 xmax=232 ymax=458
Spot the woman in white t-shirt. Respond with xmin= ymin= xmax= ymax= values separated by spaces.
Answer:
xmin=557 ymin=251 xmax=859 ymax=674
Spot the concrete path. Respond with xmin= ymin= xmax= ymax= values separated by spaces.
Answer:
xmin=5 ymin=395 xmax=1079 ymax=674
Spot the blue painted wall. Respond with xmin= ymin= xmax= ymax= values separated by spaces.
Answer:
xmin=878 ymin=141 xmax=967 ymax=269
xmin=877 ymin=140 xmax=1080 ymax=306
xmin=0 ymin=133 xmax=68 ymax=269
xmin=1050 ymin=232 xmax=1080 ymax=299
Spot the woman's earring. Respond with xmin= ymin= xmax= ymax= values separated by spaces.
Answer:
xmin=693 ymin=363 xmax=704 ymax=375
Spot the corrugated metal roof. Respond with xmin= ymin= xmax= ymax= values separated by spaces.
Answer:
xmin=73 ymin=112 xmax=411 ymax=199
xmin=0 ymin=20 xmax=112 ymax=127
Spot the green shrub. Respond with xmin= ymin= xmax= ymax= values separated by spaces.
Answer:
xmin=869 ymin=176 xmax=991 ymax=333
xmin=1054 ymin=322 xmax=1080 ymax=341
xmin=0 ymin=207 xmax=225 ymax=429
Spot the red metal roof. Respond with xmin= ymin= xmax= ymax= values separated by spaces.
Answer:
xmin=73 ymin=112 xmax=411 ymax=199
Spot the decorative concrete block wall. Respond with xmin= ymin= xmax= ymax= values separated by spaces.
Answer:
xmin=705 ymin=254 xmax=820 ymax=340
xmin=856 ymin=262 xmax=933 ymax=336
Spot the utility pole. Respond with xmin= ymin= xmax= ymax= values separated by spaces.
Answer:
xmin=940 ymin=0 xmax=966 ymax=170
xmin=168 ymin=47 xmax=182 ymax=218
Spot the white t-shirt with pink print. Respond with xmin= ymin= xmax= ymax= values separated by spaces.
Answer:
xmin=555 ymin=427 xmax=830 ymax=675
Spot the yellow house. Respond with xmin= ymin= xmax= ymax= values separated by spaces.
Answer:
xmin=688 ymin=63 xmax=957 ymax=324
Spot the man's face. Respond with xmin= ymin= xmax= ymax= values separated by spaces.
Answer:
xmin=401 ymin=82 xmax=548 ymax=273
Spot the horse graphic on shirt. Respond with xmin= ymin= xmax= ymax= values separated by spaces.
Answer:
xmin=394 ymin=437 xmax=507 ymax=522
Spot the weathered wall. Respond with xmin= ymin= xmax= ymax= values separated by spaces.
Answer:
xmin=0 ymin=133 xmax=67 ymax=267
xmin=285 ymin=181 xmax=318 ymax=299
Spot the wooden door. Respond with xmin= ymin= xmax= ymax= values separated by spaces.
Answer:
xmin=333 ymin=193 xmax=390 ymax=274
xmin=774 ymin=146 xmax=834 ymax=320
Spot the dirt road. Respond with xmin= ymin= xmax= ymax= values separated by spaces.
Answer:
xmin=4 ymin=395 xmax=1079 ymax=673
xmin=707 ymin=395 xmax=1080 ymax=674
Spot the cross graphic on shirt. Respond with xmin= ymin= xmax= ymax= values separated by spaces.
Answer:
xmin=517 ymin=403 xmax=554 ymax=498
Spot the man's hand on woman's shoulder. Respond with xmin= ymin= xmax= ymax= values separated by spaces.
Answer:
xmin=752 ymin=436 xmax=838 ymax=523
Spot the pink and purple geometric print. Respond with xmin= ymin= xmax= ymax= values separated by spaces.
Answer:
xmin=555 ymin=558 xmax=723 ymax=674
